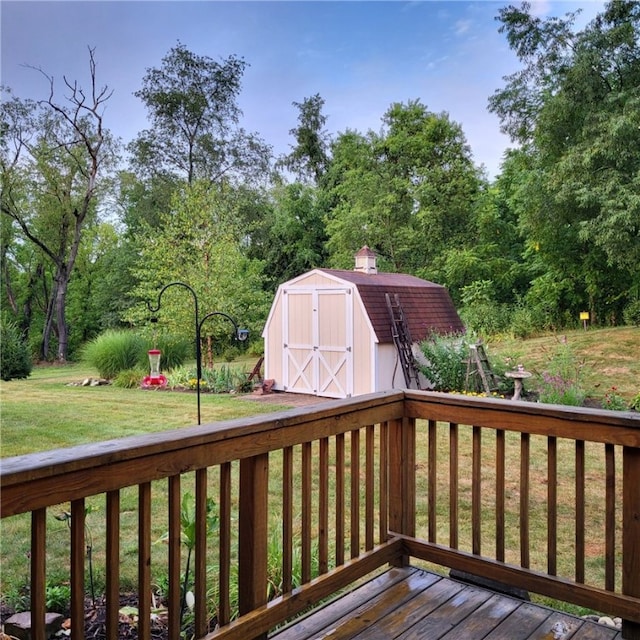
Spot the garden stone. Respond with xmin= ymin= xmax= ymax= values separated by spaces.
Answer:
xmin=4 ymin=611 xmax=64 ymax=640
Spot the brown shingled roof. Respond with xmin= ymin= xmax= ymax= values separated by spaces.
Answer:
xmin=317 ymin=269 xmax=465 ymax=343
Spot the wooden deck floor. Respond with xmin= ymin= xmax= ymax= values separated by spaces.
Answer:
xmin=271 ymin=566 xmax=623 ymax=640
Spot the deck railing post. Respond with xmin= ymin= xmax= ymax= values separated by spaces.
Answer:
xmin=238 ymin=453 xmax=269 ymax=640
xmin=622 ymin=445 xmax=640 ymax=640
xmin=388 ymin=415 xmax=416 ymax=565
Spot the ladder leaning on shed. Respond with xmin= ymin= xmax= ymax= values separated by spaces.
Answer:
xmin=385 ymin=292 xmax=422 ymax=390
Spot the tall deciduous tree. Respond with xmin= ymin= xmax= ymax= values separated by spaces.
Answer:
xmin=127 ymin=180 xmax=270 ymax=351
xmin=325 ymin=100 xmax=481 ymax=276
xmin=129 ymin=43 xmax=271 ymax=186
xmin=280 ymin=94 xmax=331 ymax=185
xmin=1 ymin=49 xmax=114 ymax=361
xmin=490 ymin=0 xmax=640 ymax=322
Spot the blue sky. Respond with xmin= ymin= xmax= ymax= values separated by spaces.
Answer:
xmin=2 ymin=1 xmax=604 ymax=179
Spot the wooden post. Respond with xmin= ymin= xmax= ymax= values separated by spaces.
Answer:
xmin=238 ymin=453 xmax=269 ymax=639
xmin=388 ymin=416 xmax=416 ymax=565
xmin=622 ymin=446 xmax=640 ymax=640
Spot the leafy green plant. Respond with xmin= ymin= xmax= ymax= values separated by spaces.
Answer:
xmin=113 ymin=367 xmax=147 ymax=389
xmin=631 ymin=393 xmax=640 ymax=411
xmin=0 ymin=315 xmax=33 ymax=381
xmin=419 ymin=333 xmax=468 ymax=392
xmin=164 ymin=365 xmax=195 ymax=389
xmin=157 ymin=492 xmax=218 ymax=630
xmin=45 ymin=581 xmax=71 ymax=614
xmin=601 ymin=387 xmax=628 ymax=411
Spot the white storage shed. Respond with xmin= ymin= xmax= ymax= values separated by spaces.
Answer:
xmin=262 ymin=247 xmax=464 ymax=398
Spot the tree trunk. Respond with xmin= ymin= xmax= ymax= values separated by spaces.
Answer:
xmin=41 ymin=280 xmax=58 ymax=361
xmin=55 ymin=271 xmax=69 ymax=363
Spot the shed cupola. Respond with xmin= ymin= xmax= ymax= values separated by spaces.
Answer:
xmin=354 ymin=246 xmax=377 ymax=275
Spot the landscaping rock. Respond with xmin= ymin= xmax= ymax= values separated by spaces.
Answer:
xmin=4 ymin=611 xmax=64 ymax=640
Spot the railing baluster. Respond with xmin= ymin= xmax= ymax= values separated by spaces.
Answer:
xmin=450 ymin=423 xmax=459 ymax=550
xmin=195 ymin=468 xmax=208 ymax=637
xmin=31 ymin=508 xmax=46 ymax=640
xmin=575 ymin=440 xmax=585 ymax=583
xmin=428 ymin=419 xmax=437 ymax=543
xmin=302 ymin=441 xmax=312 ymax=581
xmin=496 ymin=429 xmax=505 ymax=562
xmin=379 ymin=422 xmax=388 ymax=544
xmin=547 ymin=437 xmax=557 ymax=576
xmin=520 ymin=433 xmax=530 ymax=569
xmin=335 ymin=433 xmax=345 ymax=565
xmin=168 ymin=475 xmax=181 ymax=640
xmin=622 ymin=445 xmax=640 ymax=639
xmin=319 ymin=437 xmax=329 ymax=572
xmin=219 ymin=462 xmax=231 ymax=626
xmin=71 ymin=499 xmax=85 ymax=640
xmin=472 ymin=426 xmax=482 ymax=556
xmin=605 ymin=443 xmax=615 ymax=592
xmin=106 ymin=490 xmax=120 ymax=640
xmin=138 ymin=483 xmax=151 ymax=640
xmin=282 ymin=447 xmax=293 ymax=593
xmin=365 ymin=425 xmax=375 ymax=551
xmin=350 ymin=429 xmax=360 ymax=559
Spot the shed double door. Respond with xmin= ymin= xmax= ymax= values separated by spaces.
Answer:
xmin=282 ymin=288 xmax=353 ymax=398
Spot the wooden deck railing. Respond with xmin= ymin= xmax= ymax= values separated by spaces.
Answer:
xmin=1 ymin=390 xmax=639 ymax=640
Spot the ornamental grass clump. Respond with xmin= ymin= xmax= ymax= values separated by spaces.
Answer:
xmin=82 ymin=330 xmax=144 ymax=379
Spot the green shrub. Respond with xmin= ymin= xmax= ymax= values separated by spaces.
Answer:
xmin=459 ymin=302 xmax=512 ymax=337
xmin=623 ymin=299 xmax=640 ymax=327
xmin=631 ymin=393 xmax=640 ymax=411
xmin=82 ymin=330 xmax=145 ymax=379
xmin=0 ymin=316 xmax=33 ymax=381
xmin=419 ymin=333 xmax=468 ymax=392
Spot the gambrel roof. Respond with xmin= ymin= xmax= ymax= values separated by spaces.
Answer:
xmin=317 ymin=268 xmax=464 ymax=344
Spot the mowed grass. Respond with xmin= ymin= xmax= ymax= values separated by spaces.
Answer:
xmin=0 ymin=362 xmax=290 ymax=456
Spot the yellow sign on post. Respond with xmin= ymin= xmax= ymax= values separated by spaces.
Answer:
xmin=580 ymin=311 xmax=589 ymax=330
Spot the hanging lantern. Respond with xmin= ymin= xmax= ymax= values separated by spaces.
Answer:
xmin=142 ymin=349 xmax=166 ymax=388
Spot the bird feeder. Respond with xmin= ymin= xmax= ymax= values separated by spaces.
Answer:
xmin=142 ymin=349 xmax=166 ymax=388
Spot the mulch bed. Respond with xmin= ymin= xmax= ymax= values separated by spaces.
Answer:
xmin=0 ymin=595 xmax=218 ymax=640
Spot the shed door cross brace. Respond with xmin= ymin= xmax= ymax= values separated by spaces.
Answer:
xmin=385 ymin=292 xmax=422 ymax=390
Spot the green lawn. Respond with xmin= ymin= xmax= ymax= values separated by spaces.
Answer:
xmin=0 ymin=362 xmax=290 ymax=456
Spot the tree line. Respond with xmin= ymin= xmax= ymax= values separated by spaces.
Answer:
xmin=1 ymin=0 xmax=639 ymax=363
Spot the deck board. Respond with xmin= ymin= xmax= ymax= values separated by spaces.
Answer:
xmin=270 ymin=567 xmax=623 ymax=640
